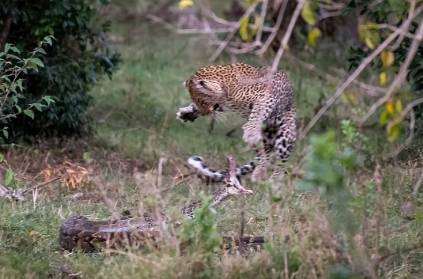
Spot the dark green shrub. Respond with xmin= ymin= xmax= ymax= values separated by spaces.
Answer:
xmin=0 ymin=0 xmax=119 ymax=139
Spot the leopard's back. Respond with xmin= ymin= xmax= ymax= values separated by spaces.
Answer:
xmin=186 ymin=63 xmax=294 ymax=116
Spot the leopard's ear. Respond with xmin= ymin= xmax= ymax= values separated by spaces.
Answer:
xmin=197 ymin=80 xmax=225 ymax=96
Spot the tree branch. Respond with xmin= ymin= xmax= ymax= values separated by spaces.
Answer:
xmin=209 ymin=1 xmax=259 ymax=62
xmin=300 ymin=5 xmax=420 ymax=139
xmin=360 ymin=17 xmax=423 ymax=124
xmin=271 ymin=0 xmax=305 ymax=72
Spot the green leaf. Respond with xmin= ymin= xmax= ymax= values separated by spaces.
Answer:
xmin=42 ymin=96 xmax=55 ymax=105
xmin=387 ymin=122 xmax=401 ymax=142
xmin=0 ymin=153 xmax=4 ymax=163
xmin=15 ymin=104 xmax=22 ymax=113
xmin=15 ymin=79 xmax=24 ymax=92
xmin=29 ymin=57 xmax=44 ymax=68
xmin=2 ymin=129 xmax=8 ymax=139
xmin=23 ymin=109 xmax=35 ymax=119
xmin=10 ymin=46 xmax=20 ymax=54
xmin=33 ymin=103 xmax=45 ymax=111
xmin=4 ymin=43 xmax=10 ymax=53
xmin=379 ymin=110 xmax=389 ymax=125
xmin=239 ymin=15 xmax=251 ymax=41
xmin=44 ymin=36 xmax=53 ymax=46
xmin=4 ymin=169 xmax=14 ymax=186
xmin=35 ymin=48 xmax=47 ymax=55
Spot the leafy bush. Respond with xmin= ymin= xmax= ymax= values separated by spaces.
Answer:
xmin=0 ymin=0 xmax=119 ymax=139
xmin=296 ymin=130 xmax=359 ymax=236
xmin=0 ymin=37 xmax=55 ymax=140
xmin=181 ymin=195 xmax=221 ymax=278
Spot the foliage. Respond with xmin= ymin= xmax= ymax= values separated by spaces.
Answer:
xmin=0 ymin=19 xmax=421 ymax=278
xmin=296 ymin=130 xmax=359 ymax=236
xmin=181 ymin=194 xmax=221 ymax=278
xmin=0 ymin=0 xmax=119 ymax=139
xmin=0 ymin=37 xmax=55 ymax=141
xmin=346 ymin=0 xmax=423 ymax=139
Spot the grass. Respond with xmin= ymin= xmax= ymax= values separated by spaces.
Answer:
xmin=1 ymin=10 xmax=422 ymax=279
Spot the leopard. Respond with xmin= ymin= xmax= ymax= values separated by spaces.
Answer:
xmin=176 ymin=62 xmax=296 ymax=182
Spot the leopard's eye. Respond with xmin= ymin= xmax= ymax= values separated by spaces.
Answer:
xmin=198 ymin=80 xmax=205 ymax=87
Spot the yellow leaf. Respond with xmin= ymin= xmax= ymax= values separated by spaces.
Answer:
xmin=365 ymin=36 xmax=375 ymax=49
xmin=244 ymin=0 xmax=257 ymax=6
xmin=379 ymin=110 xmax=389 ymax=125
xmin=239 ymin=15 xmax=251 ymax=41
xmin=385 ymin=100 xmax=395 ymax=114
xmin=301 ymin=1 xmax=317 ymax=25
xmin=178 ymin=0 xmax=193 ymax=9
xmin=395 ymin=99 xmax=403 ymax=113
xmin=307 ymin=27 xmax=321 ymax=46
xmin=380 ymin=50 xmax=395 ymax=67
xmin=358 ymin=20 xmax=380 ymax=49
xmin=379 ymin=71 xmax=388 ymax=86
xmin=251 ymin=14 xmax=261 ymax=37
xmin=387 ymin=122 xmax=401 ymax=142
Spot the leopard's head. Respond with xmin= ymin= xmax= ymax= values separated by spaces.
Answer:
xmin=184 ymin=65 xmax=230 ymax=115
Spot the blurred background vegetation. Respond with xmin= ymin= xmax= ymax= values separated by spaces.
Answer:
xmin=0 ymin=0 xmax=422 ymax=278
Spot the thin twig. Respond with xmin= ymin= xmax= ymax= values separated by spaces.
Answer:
xmin=22 ymin=176 xmax=61 ymax=194
xmin=271 ymin=0 xmax=305 ymax=72
xmin=391 ymin=0 xmax=416 ymax=50
xmin=257 ymin=0 xmax=289 ymax=55
xmin=255 ymin=0 xmax=268 ymax=44
xmin=285 ymin=54 xmax=384 ymax=97
xmin=209 ymin=1 xmax=259 ymax=62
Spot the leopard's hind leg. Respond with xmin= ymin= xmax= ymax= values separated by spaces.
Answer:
xmin=274 ymin=110 xmax=296 ymax=162
xmin=250 ymin=124 xmax=276 ymax=182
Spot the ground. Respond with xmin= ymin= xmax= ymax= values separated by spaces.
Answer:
xmin=0 ymin=12 xmax=422 ymax=279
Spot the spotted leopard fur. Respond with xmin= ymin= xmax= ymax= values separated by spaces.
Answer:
xmin=177 ymin=63 xmax=296 ymax=181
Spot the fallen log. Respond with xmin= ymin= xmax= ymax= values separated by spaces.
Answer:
xmin=59 ymin=215 xmax=265 ymax=253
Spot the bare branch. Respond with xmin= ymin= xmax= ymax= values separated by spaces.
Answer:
xmin=285 ymin=54 xmax=384 ymax=97
xmin=256 ymin=0 xmax=288 ymax=56
xmin=271 ymin=0 xmax=305 ymax=72
xmin=391 ymin=0 xmax=416 ymax=49
xmin=300 ymin=5 xmax=420 ymax=139
xmin=209 ymin=1 xmax=259 ymax=62
xmin=22 ymin=176 xmax=61 ymax=194
xmin=360 ymin=17 xmax=423 ymax=124
xmin=255 ymin=0 xmax=268 ymax=44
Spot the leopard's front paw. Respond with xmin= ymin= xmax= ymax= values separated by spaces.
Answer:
xmin=176 ymin=105 xmax=199 ymax=122
xmin=242 ymin=125 xmax=262 ymax=146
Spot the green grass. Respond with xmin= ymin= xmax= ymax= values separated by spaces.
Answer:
xmin=0 ymin=15 xmax=422 ymax=279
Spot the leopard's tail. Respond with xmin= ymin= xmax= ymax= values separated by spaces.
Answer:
xmin=188 ymin=155 xmax=255 ymax=182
